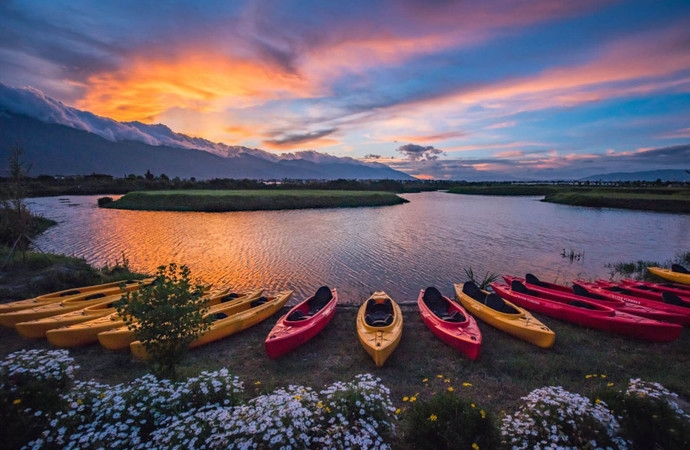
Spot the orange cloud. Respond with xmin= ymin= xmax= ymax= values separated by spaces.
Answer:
xmin=77 ymin=51 xmax=319 ymax=123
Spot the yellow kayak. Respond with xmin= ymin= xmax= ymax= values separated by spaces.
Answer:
xmin=454 ymin=282 xmax=555 ymax=349
xmin=15 ymin=295 xmax=125 ymax=339
xmin=47 ymin=287 xmax=252 ymax=348
xmin=0 ymin=279 xmax=155 ymax=328
xmin=98 ymin=288 xmax=264 ymax=350
xmin=356 ymin=291 xmax=403 ymax=367
xmin=648 ymin=266 xmax=690 ymax=285
xmin=0 ymin=278 xmax=154 ymax=315
xmin=130 ymin=290 xmax=292 ymax=360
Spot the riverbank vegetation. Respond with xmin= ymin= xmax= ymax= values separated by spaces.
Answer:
xmin=100 ymin=189 xmax=409 ymax=212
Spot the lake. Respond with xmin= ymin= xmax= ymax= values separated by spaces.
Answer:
xmin=27 ymin=192 xmax=690 ymax=304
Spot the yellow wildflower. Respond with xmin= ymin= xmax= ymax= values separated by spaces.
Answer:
xmin=395 ymin=408 xmax=401 ymax=415
xmin=444 ymin=378 xmax=451 ymax=383
xmin=595 ymin=398 xmax=601 ymax=404
xmin=472 ymin=443 xmax=480 ymax=450
xmin=480 ymin=409 xmax=486 ymax=419
xmin=295 ymin=395 xmax=302 ymax=401
xmin=462 ymin=382 xmax=472 ymax=387
xmin=77 ymin=399 xmax=83 ymax=405
xmin=447 ymin=387 xmax=454 ymax=392
xmin=410 ymin=396 xmax=417 ymax=402
xmin=428 ymin=414 xmax=438 ymax=422
xmin=403 ymin=396 xmax=409 ymax=402
xmin=13 ymin=399 xmax=21 ymax=405
xmin=437 ymin=374 xmax=444 ymax=378
xmin=585 ymin=374 xmax=593 ymax=379
xmin=317 ymin=401 xmax=324 ymax=409
xmin=254 ymin=381 xmax=261 ymax=385
xmin=422 ymin=378 xmax=428 ymax=383
xmin=601 ymin=374 xmax=607 ymax=378
xmin=471 ymin=403 xmax=475 ymax=408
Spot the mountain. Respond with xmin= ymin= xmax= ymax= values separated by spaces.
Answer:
xmin=0 ymin=84 xmax=414 ymax=180
xmin=579 ymin=170 xmax=690 ymax=183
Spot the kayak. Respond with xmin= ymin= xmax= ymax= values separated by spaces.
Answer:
xmin=265 ymin=286 xmax=338 ymax=359
xmin=573 ymin=279 xmax=690 ymax=326
xmin=356 ymin=291 xmax=403 ymax=367
xmin=595 ymin=279 xmax=690 ymax=305
xmin=490 ymin=280 xmax=682 ymax=342
xmin=1 ymin=291 xmax=123 ymax=328
xmin=454 ymin=281 xmax=554 ymax=349
xmin=620 ymin=278 xmax=690 ymax=299
xmin=648 ymin=265 xmax=690 ymax=285
xmin=15 ymin=295 xmax=125 ymax=339
xmin=47 ymin=287 xmax=251 ymax=348
xmin=97 ymin=288 xmax=263 ymax=350
xmin=419 ymin=286 xmax=482 ymax=359
xmin=0 ymin=278 xmax=154 ymax=314
xmin=510 ymin=274 xmax=689 ymax=325
xmin=130 ymin=290 xmax=292 ymax=359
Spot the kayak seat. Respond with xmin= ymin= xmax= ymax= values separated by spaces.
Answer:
xmin=569 ymin=300 xmax=597 ymax=310
xmin=461 ymin=282 xmax=484 ymax=302
xmin=210 ymin=312 xmax=228 ymax=322
xmin=85 ymin=293 xmax=107 ymax=300
xmin=484 ymin=293 xmax=517 ymax=314
xmin=60 ymin=290 xmax=81 ymax=297
xmin=672 ymin=264 xmax=690 ymax=274
xmin=442 ymin=310 xmax=465 ymax=323
xmin=663 ymin=292 xmax=689 ymax=308
xmin=525 ymin=273 xmax=545 ymax=287
xmin=221 ymin=293 xmax=239 ymax=303
xmin=424 ymin=286 xmax=448 ymax=317
xmin=510 ymin=280 xmax=530 ymax=294
xmin=308 ymin=286 xmax=333 ymax=315
xmin=287 ymin=310 xmax=307 ymax=321
xmin=251 ymin=296 xmax=269 ymax=307
xmin=365 ymin=312 xmax=394 ymax=327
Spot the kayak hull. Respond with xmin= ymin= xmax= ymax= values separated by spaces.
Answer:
xmin=356 ymin=291 xmax=403 ymax=367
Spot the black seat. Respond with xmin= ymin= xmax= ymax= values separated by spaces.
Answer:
xmin=220 ymin=293 xmax=239 ymax=303
xmin=461 ymin=281 xmax=484 ymax=302
xmin=672 ymin=264 xmax=690 ymax=274
xmin=570 ymin=300 xmax=597 ymax=310
xmin=307 ymin=286 xmax=333 ymax=315
xmin=423 ymin=286 xmax=447 ymax=317
xmin=210 ymin=312 xmax=228 ymax=322
xmin=250 ymin=296 xmax=268 ymax=307
xmin=365 ymin=298 xmax=394 ymax=326
xmin=663 ymin=292 xmax=689 ymax=308
xmin=510 ymin=280 xmax=530 ymax=294
xmin=525 ymin=273 xmax=544 ymax=287
xmin=287 ymin=310 xmax=307 ymax=321
xmin=441 ymin=310 xmax=465 ymax=323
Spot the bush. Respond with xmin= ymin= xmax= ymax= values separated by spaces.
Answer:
xmin=397 ymin=375 xmax=498 ymax=449
xmin=0 ymin=349 xmax=78 ymax=450
xmin=501 ymin=385 xmax=627 ymax=449
xmin=97 ymin=196 xmax=113 ymax=207
xmin=597 ymin=379 xmax=690 ymax=449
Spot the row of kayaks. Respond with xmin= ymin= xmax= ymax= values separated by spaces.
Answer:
xmin=1 ymin=265 xmax=689 ymax=367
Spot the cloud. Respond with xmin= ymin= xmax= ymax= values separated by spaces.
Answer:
xmin=263 ymin=128 xmax=338 ymax=150
xmin=396 ymin=143 xmax=445 ymax=161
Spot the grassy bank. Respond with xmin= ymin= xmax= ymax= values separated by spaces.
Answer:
xmin=101 ymin=189 xmax=409 ymax=212
xmin=448 ymin=184 xmax=690 ymax=213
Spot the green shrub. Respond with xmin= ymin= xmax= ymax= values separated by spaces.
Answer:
xmin=597 ymin=379 xmax=690 ymax=449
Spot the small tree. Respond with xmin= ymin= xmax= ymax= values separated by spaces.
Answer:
xmin=1 ymin=146 xmax=33 ymax=261
xmin=117 ymin=263 xmax=210 ymax=380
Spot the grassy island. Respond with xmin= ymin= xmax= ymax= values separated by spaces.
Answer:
xmin=100 ymin=189 xmax=409 ymax=212
xmin=448 ymin=184 xmax=690 ymax=213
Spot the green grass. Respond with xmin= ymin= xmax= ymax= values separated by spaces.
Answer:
xmin=101 ymin=189 xmax=409 ymax=212
xmin=544 ymin=190 xmax=690 ymax=213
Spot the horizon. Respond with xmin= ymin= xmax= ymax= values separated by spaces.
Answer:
xmin=1 ymin=1 xmax=689 ymax=180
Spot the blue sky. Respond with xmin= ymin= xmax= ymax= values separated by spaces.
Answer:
xmin=1 ymin=0 xmax=689 ymax=179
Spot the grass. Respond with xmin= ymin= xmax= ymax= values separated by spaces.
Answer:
xmin=101 ymin=189 xmax=409 ymax=212
xmin=1 ymin=302 xmax=688 ymax=420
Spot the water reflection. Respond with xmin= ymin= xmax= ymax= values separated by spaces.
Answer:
xmin=28 ymin=192 xmax=689 ymax=305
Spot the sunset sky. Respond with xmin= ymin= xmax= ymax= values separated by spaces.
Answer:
xmin=1 ymin=0 xmax=689 ymax=180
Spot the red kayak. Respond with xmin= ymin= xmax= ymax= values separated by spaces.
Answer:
xmin=417 ymin=286 xmax=482 ymax=360
xmin=575 ymin=280 xmax=690 ymax=326
xmin=595 ymin=279 xmax=690 ymax=305
xmin=506 ymin=274 xmax=688 ymax=325
xmin=620 ymin=278 xmax=690 ymax=298
xmin=264 ymin=286 xmax=338 ymax=359
xmin=490 ymin=280 xmax=682 ymax=343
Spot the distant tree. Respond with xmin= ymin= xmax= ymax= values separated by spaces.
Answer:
xmin=159 ymin=173 xmax=169 ymax=181
xmin=145 ymin=169 xmax=155 ymax=180
xmin=117 ymin=263 xmax=210 ymax=380
xmin=1 ymin=147 xmax=33 ymax=261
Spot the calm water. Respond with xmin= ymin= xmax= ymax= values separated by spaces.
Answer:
xmin=27 ymin=192 xmax=689 ymax=305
